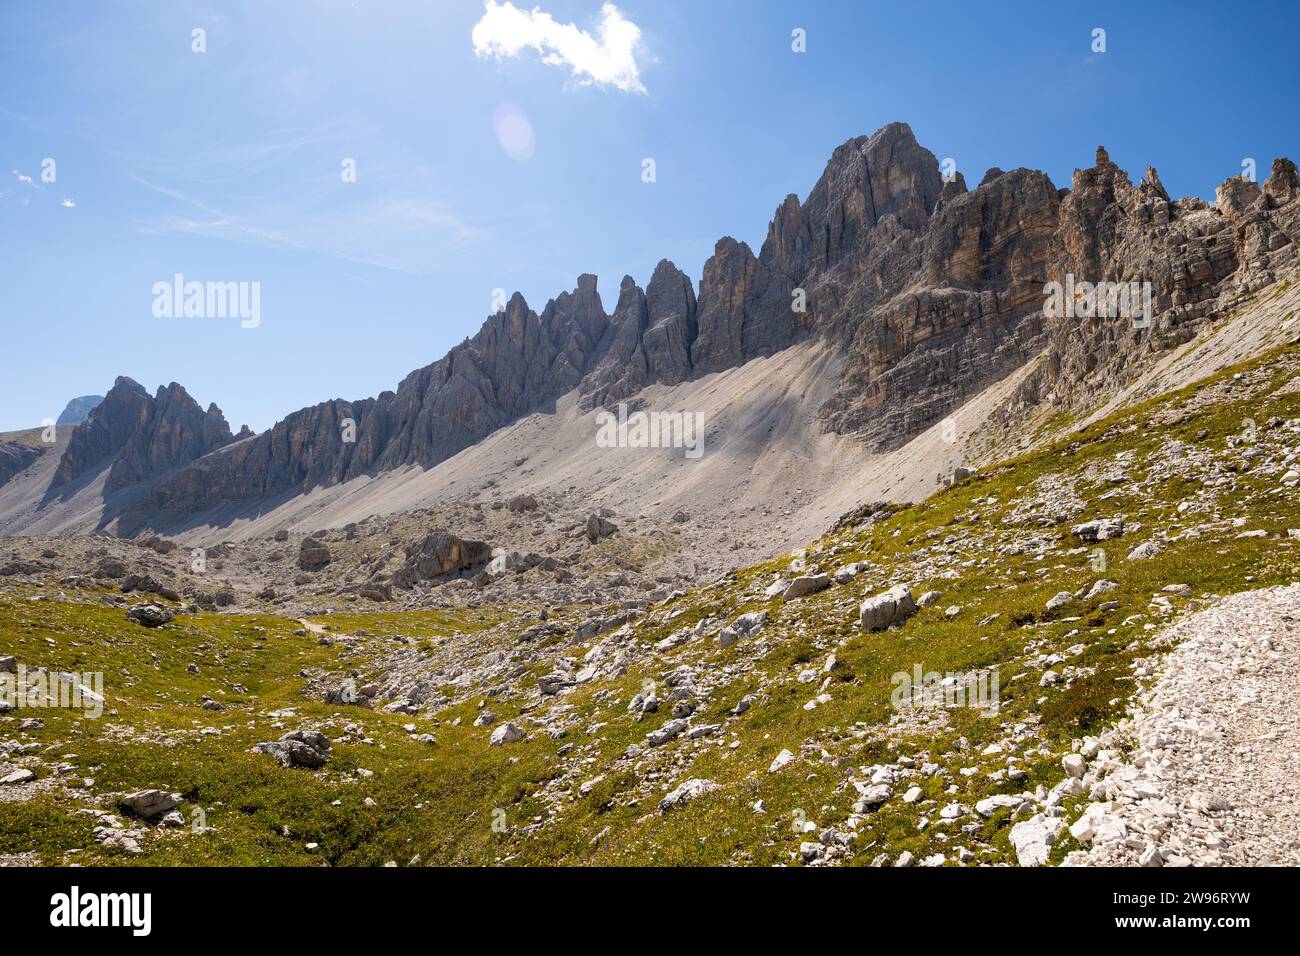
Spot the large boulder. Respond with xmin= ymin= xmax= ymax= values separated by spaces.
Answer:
xmin=1071 ymin=517 xmax=1124 ymax=542
xmin=298 ymin=538 xmax=332 ymax=570
xmin=395 ymin=530 xmax=492 ymax=586
xmin=125 ymin=603 xmax=174 ymax=628
xmin=1127 ymin=540 xmax=1161 ymax=561
xmin=859 ymin=585 xmax=917 ymax=632
xmin=119 ymin=789 xmax=181 ymax=820
xmin=1045 ymin=591 xmax=1074 ymax=612
xmin=585 ymin=514 xmax=618 ymax=542
xmin=93 ymin=558 xmax=128 ymax=579
xmin=1009 ymin=813 xmax=1064 ymax=866
xmin=325 ymin=678 xmax=374 ymax=708
xmin=255 ymin=730 xmax=332 ymax=769
xmin=356 ymin=583 xmax=392 ymax=602
xmin=717 ymin=610 xmax=768 ymax=647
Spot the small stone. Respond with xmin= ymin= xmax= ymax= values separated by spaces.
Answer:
xmin=782 ymin=574 xmax=831 ymax=601
xmin=1127 ymin=541 xmax=1161 ymax=561
xmin=658 ymin=778 xmax=718 ymax=814
xmin=1045 ymin=591 xmax=1074 ymax=612
xmin=489 ymin=722 xmax=526 ymax=746
xmin=768 ymin=749 xmax=795 ymax=773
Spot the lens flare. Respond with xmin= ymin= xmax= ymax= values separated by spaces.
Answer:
xmin=492 ymin=103 xmax=535 ymax=162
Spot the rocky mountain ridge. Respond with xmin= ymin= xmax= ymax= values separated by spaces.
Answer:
xmin=20 ymin=123 xmax=1300 ymax=531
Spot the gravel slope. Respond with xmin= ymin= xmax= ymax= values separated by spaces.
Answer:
xmin=1066 ymin=583 xmax=1300 ymax=866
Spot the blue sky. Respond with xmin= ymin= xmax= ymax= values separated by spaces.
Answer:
xmin=2 ymin=0 xmax=1297 ymax=433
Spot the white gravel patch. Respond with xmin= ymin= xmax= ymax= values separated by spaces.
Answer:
xmin=1065 ymin=583 xmax=1300 ymax=866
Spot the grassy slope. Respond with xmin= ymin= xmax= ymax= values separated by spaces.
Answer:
xmin=2 ymin=344 xmax=1298 ymax=866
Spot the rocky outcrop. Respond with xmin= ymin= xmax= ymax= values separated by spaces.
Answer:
xmin=106 ymin=384 xmax=234 ymax=491
xmin=255 ymin=730 xmax=331 ymax=769
xmin=0 ymin=440 xmax=43 ymax=488
xmin=137 ymin=276 xmax=614 ymax=517
xmin=52 ymin=377 xmax=233 ymax=490
xmin=578 ymin=276 xmax=650 ymax=409
xmin=642 ymin=260 xmax=698 ymax=386
xmin=53 ymin=377 xmax=154 ymax=486
xmin=692 ymin=237 xmax=768 ymax=374
xmin=575 ymin=259 xmax=702 ymax=410
xmin=820 ymin=165 xmax=1059 ymax=446
xmin=1012 ymin=146 xmax=1300 ymax=419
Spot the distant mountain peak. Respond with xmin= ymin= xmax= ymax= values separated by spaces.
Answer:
xmin=55 ymin=395 xmax=104 ymax=426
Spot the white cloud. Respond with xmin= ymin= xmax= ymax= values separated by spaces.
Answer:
xmin=472 ymin=1 xmax=647 ymax=94
xmin=12 ymin=170 xmax=33 ymax=185
xmin=60 ymin=198 xmax=76 ymax=208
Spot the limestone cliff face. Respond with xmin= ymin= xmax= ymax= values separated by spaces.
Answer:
xmin=145 ymin=275 xmax=612 ymax=515
xmin=105 ymin=384 xmax=235 ymax=491
xmin=83 ymin=123 xmax=1298 ymax=522
xmin=578 ymin=276 xmax=650 ymax=411
xmin=0 ymin=440 xmax=43 ymax=489
xmin=53 ymin=377 xmax=153 ymax=486
xmin=1014 ymin=153 xmax=1300 ymax=414
xmin=641 ymin=259 xmax=698 ymax=386
xmin=52 ymin=377 xmax=234 ymax=491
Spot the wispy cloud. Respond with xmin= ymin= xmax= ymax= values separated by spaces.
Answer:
xmin=60 ymin=197 xmax=75 ymax=207
xmin=109 ymin=126 xmax=352 ymax=187
xmin=130 ymin=174 xmax=484 ymax=275
xmin=472 ymin=1 xmax=648 ymax=94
